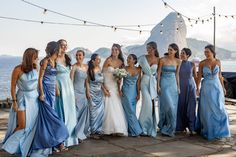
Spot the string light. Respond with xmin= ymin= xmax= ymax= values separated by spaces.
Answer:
xmin=160 ymin=30 xmax=163 ymax=34
xmin=43 ymin=9 xmax=47 ymax=14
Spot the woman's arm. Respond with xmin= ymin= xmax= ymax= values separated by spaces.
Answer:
xmin=157 ymin=59 xmax=163 ymax=94
xmin=136 ymin=67 xmax=142 ymax=100
xmin=85 ymin=76 xmax=91 ymax=99
xmin=176 ymin=60 xmax=181 ymax=94
xmin=11 ymin=66 xmax=21 ymax=112
xmin=196 ymin=62 xmax=203 ymax=96
xmin=38 ymin=60 xmax=48 ymax=101
xmin=217 ymin=60 xmax=226 ymax=95
xmin=70 ymin=64 xmax=76 ymax=82
xmin=192 ymin=62 xmax=198 ymax=84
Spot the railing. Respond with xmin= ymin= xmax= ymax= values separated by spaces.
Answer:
xmin=0 ymin=98 xmax=11 ymax=108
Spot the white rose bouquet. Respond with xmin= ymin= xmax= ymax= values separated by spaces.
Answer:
xmin=113 ymin=68 xmax=128 ymax=79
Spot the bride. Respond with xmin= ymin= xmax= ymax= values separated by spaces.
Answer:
xmin=102 ymin=43 xmax=128 ymax=136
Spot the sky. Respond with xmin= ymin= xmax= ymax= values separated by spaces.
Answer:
xmin=0 ymin=0 xmax=236 ymax=56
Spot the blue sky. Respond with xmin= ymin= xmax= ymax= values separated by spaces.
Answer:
xmin=1 ymin=0 xmax=236 ymax=56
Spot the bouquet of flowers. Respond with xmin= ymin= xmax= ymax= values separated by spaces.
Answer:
xmin=113 ymin=68 xmax=128 ymax=79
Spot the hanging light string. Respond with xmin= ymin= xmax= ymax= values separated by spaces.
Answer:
xmin=216 ymin=14 xmax=236 ymax=18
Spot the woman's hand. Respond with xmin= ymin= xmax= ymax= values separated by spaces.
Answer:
xmin=196 ymin=88 xmax=200 ymax=96
xmin=56 ymin=88 xmax=60 ymax=97
xmin=118 ymin=90 xmax=123 ymax=97
xmin=12 ymin=101 xmax=18 ymax=112
xmin=223 ymin=88 xmax=227 ymax=96
xmin=86 ymin=92 xmax=91 ymax=100
xmin=178 ymin=88 xmax=180 ymax=94
xmin=104 ymin=89 xmax=110 ymax=97
xmin=157 ymin=86 xmax=161 ymax=94
xmin=39 ymin=94 xmax=45 ymax=101
xmin=136 ymin=93 xmax=140 ymax=101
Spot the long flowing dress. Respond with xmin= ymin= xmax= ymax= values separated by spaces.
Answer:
xmin=55 ymin=63 xmax=78 ymax=146
xmin=195 ymin=65 xmax=230 ymax=140
xmin=73 ymin=69 xmax=90 ymax=140
xmin=102 ymin=67 xmax=128 ymax=135
xmin=1 ymin=70 xmax=39 ymax=157
xmin=31 ymin=64 xmax=69 ymax=156
xmin=138 ymin=55 xmax=158 ymax=137
xmin=176 ymin=61 xmax=196 ymax=132
xmin=158 ymin=65 xmax=178 ymax=137
xmin=89 ymin=72 xmax=105 ymax=134
xmin=121 ymin=73 xmax=142 ymax=136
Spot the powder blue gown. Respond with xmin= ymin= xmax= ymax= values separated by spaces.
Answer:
xmin=73 ymin=69 xmax=90 ymax=140
xmin=176 ymin=61 xmax=196 ymax=132
xmin=158 ymin=65 xmax=178 ymax=137
xmin=195 ymin=65 xmax=230 ymax=140
xmin=55 ymin=63 xmax=78 ymax=146
xmin=89 ymin=72 xmax=105 ymax=134
xmin=121 ymin=73 xmax=142 ymax=136
xmin=2 ymin=70 xmax=39 ymax=157
xmin=138 ymin=55 xmax=158 ymax=137
xmin=31 ymin=64 xmax=69 ymax=157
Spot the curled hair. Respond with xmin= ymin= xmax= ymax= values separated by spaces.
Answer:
xmin=147 ymin=41 xmax=159 ymax=57
xmin=88 ymin=53 xmax=99 ymax=81
xmin=182 ymin=48 xmax=192 ymax=58
xmin=129 ymin=54 xmax=138 ymax=64
xmin=21 ymin=48 xmax=38 ymax=73
xmin=40 ymin=41 xmax=59 ymax=65
xmin=169 ymin=43 xmax=179 ymax=59
xmin=205 ymin=44 xmax=216 ymax=58
xmin=111 ymin=43 xmax=124 ymax=65
xmin=57 ymin=39 xmax=71 ymax=68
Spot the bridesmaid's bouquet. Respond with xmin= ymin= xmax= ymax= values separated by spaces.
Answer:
xmin=113 ymin=68 xmax=128 ymax=79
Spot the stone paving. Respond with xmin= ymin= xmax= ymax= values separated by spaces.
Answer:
xmin=0 ymin=105 xmax=236 ymax=157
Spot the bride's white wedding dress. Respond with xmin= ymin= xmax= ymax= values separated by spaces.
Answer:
xmin=102 ymin=66 xmax=128 ymax=136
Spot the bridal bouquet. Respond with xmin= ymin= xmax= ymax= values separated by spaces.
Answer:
xmin=113 ymin=68 xmax=128 ymax=79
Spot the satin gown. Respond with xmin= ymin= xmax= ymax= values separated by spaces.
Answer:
xmin=55 ymin=63 xmax=78 ymax=146
xmin=121 ymin=73 xmax=142 ymax=136
xmin=158 ymin=65 xmax=178 ymax=137
xmin=195 ymin=65 xmax=230 ymax=140
xmin=2 ymin=70 xmax=39 ymax=157
xmin=31 ymin=64 xmax=69 ymax=156
xmin=73 ymin=69 xmax=90 ymax=140
xmin=89 ymin=72 xmax=105 ymax=134
xmin=138 ymin=55 xmax=158 ymax=137
xmin=102 ymin=67 xmax=128 ymax=136
xmin=176 ymin=61 xmax=196 ymax=132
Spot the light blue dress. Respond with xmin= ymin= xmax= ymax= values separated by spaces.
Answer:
xmin=158 ymin=65 xmax=178 ymax=137
xmin=55 ymin=63 xmax=78 ymax=146
xmin=89 ymin=72 xmax=104 ymax=134
xmin=31 ymin=63 xmax=69 ymax=157
xmin=121 ymin=73 xmax=142 ymax=136
xmin=138 ymin=55 xmax=158 ymax=137
xmin=2 ymin=70 xmax=39 ymax=157
xmin=195 ymin=65 xmax=230 ymax=140
xmin=73 ymin=69 xmax=90 ymax=140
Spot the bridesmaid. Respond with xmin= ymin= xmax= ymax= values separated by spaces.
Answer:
xmin=55 ymin=39 xmax=78 ymax=146
xmin=195 ymin=44 xmax=230 ymax=140
xmin=86 ymin=54 xmax=105 ymax=139
xmin=157 ymin=43 xmax=181 ymax=137
xmin=138 ymin=41 xmax=159 ymax=137
xmin=2 ymin=48 xmax=39 ymax=157
xmin=31 ymin=42 xmax=69 ymax=156
xmin=176 ymin=48 xmax=197 ymax=134
xmin=70 ymin=50 xmax=90 ymax=141
xmin=121 ymin=54 xmax=143 ymax=136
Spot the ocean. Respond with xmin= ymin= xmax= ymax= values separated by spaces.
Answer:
xmin=0 ymin=57 xmax=235 ymax=100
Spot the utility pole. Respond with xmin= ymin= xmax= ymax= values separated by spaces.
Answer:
xmin=213 ymin=6 xmax=216 ymax=51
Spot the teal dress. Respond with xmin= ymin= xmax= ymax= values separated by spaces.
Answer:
xmin=2 ymin=70 xmax=39 ymax=157
xmin=121 ymin=73 xmax=142 ymax=136
xmin=195 ymin=65 xmax=230 ymax=140
xmin=55 ymin=63 xmax=78 ymax=146
xmin=138 ymin=55 xmax=158 ymax=137
xmin=158 ymin=65 xmax=178 ymax=137
xmin=73 ymin=69 xmax=90 ymax=140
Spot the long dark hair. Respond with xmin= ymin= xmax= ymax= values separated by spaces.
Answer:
xmin=169 ymin=43 xmax=179 ymax=58
xmin=182 ymin=48 xmax=192 ymax=58
xmin=111 ymin=43 xmax=124 ymax=64
xmin=21 ymin=48 xmax=38 ymax=73
xmin=147 ymin=41 xmax=159 ymax=57
xmin=88 ymin=53 xmax=99 ymax=81
xmin=205 ymin=44 xmax=216 ymax=58
xmin=40 ymin=41 xmax=59 ymax=66
xmin=57 ymin=39 xmax=71 ymax=68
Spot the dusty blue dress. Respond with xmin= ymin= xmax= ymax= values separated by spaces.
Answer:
xmin=55 ymin=63 xmax=78 ymax=146
xmin=2 ymin=70 xmax=39 ymax=157
xmin=73 ymin=69 xmax=90 ymax=140
xmin=138 ymin=55 xmax=158 ymax=137
xmin=121 ymin=73 xmax=142 ymax=136
xmin=195 ymin=65 xmax=230 ymax=140
xmin=158 ymin=65 xmax=178 ymax=137
xmin=31 ymin=64 xmax=69 ymax=156
xmin=89 ymin=72 xmax=104 ymax=134
xmin=176 ymin=61 xmax=196 ymax=132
